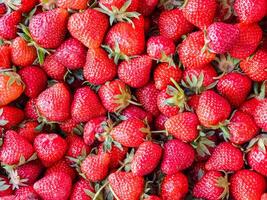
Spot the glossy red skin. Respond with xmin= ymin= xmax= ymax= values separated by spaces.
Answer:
xmin=33 ymin=172 xmax=72 ymax=200
xmin=154 ymin=114 xmax=168 ymax=130
xmin=0 ymin=45 xmax=11 ymax=69
xmin=36 ymin=83 xmax=71 ymax=122
xmin=121 ymin=105 xmax=153 ymax=124
xmin=154 ymin=63 xmax=182 ymax=90
xmin=68 ymin=9 xmax=109 ymax=48
xmin=15 ymin=186 xmax=39 ymax=200
xmin=157 ymin=90 xmax=180 ymax=117
xmin=66 ymin=135 xmax=90 ymax=159
xmin=161 ymin=172 xmax=189 ymax=200
xmin=59 ymin=118 xmax=78 ymax=135
xmin=84 ymin=47 xmax=117 ymax=85
xmin=254 ymin=99 xmax=267 ymax=131
xmin=71 ymin=87 xmax=106 ymax=123
xmin=0 ymin=175 xmax=13 ymax=197
xmin=217 ymin=72 xmax=252 ymax=107
xmin=70 ymin=178 xmax=95 ymax=200
xmin=18 ymin=66 xmax=48 ymax=98
xmin=17 ymin=121 xmax=40 ymax=143
xmin=0 ymin=130 xmax=34 ymax=165
xmin=24 ymin=98 xmax=38 ymax=120
xmin=108 ymin=171 xmax=144 ymax=200
xmin=137 ymin=0 xmax=158 ymax=16
xmin=0 ymin=11 xmax=21 ymax=40
xmin=57 ymin=0 xmax=88 ymax=10
xmin=230 ymin=170 xmax=266 ymax=200
xmin=229 ymin=23 xmax=262 ymax=59
xmin=99 ymin=0 xmax=139 ymax=11
xmin=240 ymin=97 xmax=262 ymax=117
xmin=42 ymin=54 xmax=66 ymax=81
xmin=165 ymin=112 xmax=199 ymax=142
xmin=0 ymin=106 xmax=24 ymax=129
xmin=118 ymin=55 xmax=152 ymax=88
xmin=34 ymin=133 xmax=68 ymax=167
xmin=240 ymin=49 xmax=267 ymax=82
xmin=248 ymin=144 xmax=267 ymax=176
xmin=54 ymin=38 xmax=86 ymax=70
xmin=159 ymin=8 xmax=194 ymax=41
xmin=161 ymin=139 xmax=195 ymax=175
xmin=45 ymin=159 xmax=76 ymax=180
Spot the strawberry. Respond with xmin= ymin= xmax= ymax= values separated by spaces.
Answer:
xmin=108 ymin=171 xmax=144 ymax=200
xmin=240 ymin=49 xmax=267 ymax=82
xmin=34 ymin=133 xmax=67 ymax=167
xmin=56 ymin=0 xmax=88 ymax=10
xmin=0 ymin=11 xmax=21 ymax=40
xmin=159 ymin=8 xmax=194 ymax=42
xmin=161 ymin=139 xmax=195 ymax=175
xmin=3 ymin=0 xmax=37 ymax=13
xmin=178 ymin=31 xmax=216 ymax=69
xmin=24 ymin=98 xmax=38 ymax=120
xmin=0 ymin=45 xmax=11 ymax=69
xmin=102 ymin=145 xmax=128 ymax=169
xmin=165 ymin=112 xmax=200 ymax=142
xmin=33 ymin=172 xmax=72 ymax=200
xmin=0 ymin=71 xmax=24 ymax=107
xmin=216 ymin=72 xmax=252 ymax=107
xmin=240 ymin=98 xmax=263 ymax=117
xmin=99 ymin=0 xmax=139 ymax=11
xmin=154 ymin=114 xmax=168 ymax=130
xmin=193 ymin=171 xmax=229 ymax=200
xmin=229 ymin=23 xmax=262 ymax=59
xmin=181 ymin=0 xmax=217 ymax=29
xmin=206 ymin=22 xmax=239 ymax=54
xmin=83 ymin=47 xmax=117 ymax=85
xmin=161 ymin=172 xmax=189 ymax=200
xmin=0 ymin=175 xmax=12 ymax=197
xmin=18 ymin=65 xmax=47 ymax=98
xmin=70 ymin=178 xmax=94 ymax=200
xmin=154 ymin=63 xmax=182 ymax=90
xmin=110 ymin=118 xmax=149 ymax=147
xmin=54 ymin=38 xmax=86 ymax=70
xmin=45 ymin=159 xmax=76 ymax=180
xmin=68 ymin=9 xmax=109 ymax=48
xmin=36 ymin=83 xmax=71 ymax=122
xmin=0 ymin=130 xmax=34 ymax=165
xmin=59 ymin=118 xmax=79 ymax=135
xmin=80 ymin=152 xmax=110 ymax=182
xmin=230 ymin=170 xmax=266 ymax=200
xmin=262 ymin=193 xmax=267 ymax=200
xmin=121 ymin=105 xmax=153 ymax=124
xmin=29 ymin=8 xmax=68 ymax=49
xmin=205 ymin=142 xmax=244 ymax=171
xmin=254 ymin=99 xmax=267 ymax=131
xmin=137 ymin=0 xmax=158 ymax=16
xmin=66 ymin=134 xmax=90 ymax=159
xmin=188 ymin=94 xmax=200 ymax=111
xmin=189 ymin=162 xmax=207 ymax=182
xmin=136 ymin=82 xmax=160 ymax=117
xmin=0 ymin=106 xmax=24 ymax=129
xmin=118 ymin=55 xmax=153 ymax=88
xmin=14 ymin=186 xmax=39 ymax=200
xmin=131 ymin=141 xmax=162 ymax=176
xmin=71 ymin=86 xmax=106 ymax=123
xmin=196 ymin=90 xmax=231 ymax=128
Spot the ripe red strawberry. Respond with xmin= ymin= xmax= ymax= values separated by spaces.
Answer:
xmin=45 ymin=159 xmax=76 ymax=180
xmin=70 ymin=178 xmax=94 ymax=200
xmin=254 ymin=99 xmax=267 ymax=131
xmin=0 ymin=11 xmax=21 ymax=40
xmin=68 ymin=9 xmax=108 ymax=48
xmin=0 ymin=106 xmax=24 ymax=129
xmin=205 ymin=142 xmax=244 ymax=171
xmin=240 ymin=97 xmax=263 ymax=117
xmin=178 ymin=31 xmax=216 ymax=69
xmin=154 ymin=63 xmax=182 ymax=90
xmin=159 ymin=8 xmax=194 ymax=41
xmin=99 ymin=0 xmax=139 ymax=11
xmin=29 ymin=8 xmax=68 ymax=49
xmin=154 ymin=114 xmax=168 ymax=130
xmin=161 ymin=139 xmax=195 ymax=175
xmin=193 ymin=171 xmax=229 ymax=200
xmin=71 ymin=86 xmax=106 ymax=123
xmin=34 ymin=133 xmax=67 ymax=167
xmin=161 ymin=172 xmax=188 ymax=200
xmin=188 ymin=94 xmax=200 ymax=111
xmin=54 ymin=38 xmax=86 ymax=70
xmin=0 ymin=130 xmax=34 ymax=165
xmin=18 ymin=65 xmax=47 ymax=98
xmin=181 ymin=0 xmax=217 ymax=29
xmin=36 ymin=83 xmax=71 ymax=122
xmin=0 ymin=45 xmax=11 ymax=69
xmin=230 ymin=170 xmax=266 ymax=200
xmin=59 ymin=118 xmax=79 ymax=135
xmin=108 ymin=171 xmax=144 ymax=200
xmin=118 ymin=55 xmax=152 ymax=88
xmin=80 ymin=152 xmax=110 ymax=182
xmin=229 ymin=23 xmax=262 ymax=59
xmin=110 ymin=118 xmax=149 ymax=147
xmin=17 ymin=121 xmax=39 ymax=143
xmin=42 ymin=54 xmax=66 ymax=81
xmin=17 ymin=160 xmax=43 ymax=185
xmin=66 ymin=134 xmax=90 ymax=159
xmin=0 ymin=175 xmax=12 ymax=197
xmin=137 ymin=0 xmax=158 ymax=16
xmin=14 ymin=186 xmax=39 ymax=200
xmin=84 ymin=47 xmax=117 ymax=85
xmin=33 ymin=172 xmax=72 ymax=200
xmin=131 ymin=141 xmax=162 ymax=176
xmin=196 ymin=90 xmax=231 ymax=127
xmin=165 ymin=112 xmax=199 ymax=142
xmin=136 ymin=82 xmax=160 ymax=116
xmin=24 ymin=98 xmax=38 ymax=120
xmin=217 ymin=72 xmax=252 ymax=107
xmin=240 ymin=49 xmax=267 ymax=82
xmin=56 ymin=0 xmax=88 ymax=10
xmin=121 ymin=105 xmax=153 ymax=124
xmin=206 ymin=22 xmax=239 ymax=54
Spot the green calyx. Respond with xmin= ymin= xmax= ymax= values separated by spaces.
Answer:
xmin=246 ymin=134 xmax=267 ymax=154
xmin=0 ymin=70 xmax=25 ymax=90
xmin=216 ymin=173 xmax=230 ymax=200
xmin=0 ymin=0 xmax=21 ymax=13
xmin=191 ymin=131 xmax=216 ymax=157
xmin=158 ymin=51 xmax=175 ymax=67
xmin=213 ymin=54 xmax=240 ymax=75
xmin=0 ymin=108 xmax=8 ymax=126
xmin=251 ymin=81 xmax=266 ymax=100
xmin=102 ymin=41 xmax=129 ymax=65
xmin=208 ymin=120 xmax=231 ymax=141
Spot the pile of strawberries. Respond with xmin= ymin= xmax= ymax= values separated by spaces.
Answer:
xmin=0 ymin=0 xmax=267 ymax=199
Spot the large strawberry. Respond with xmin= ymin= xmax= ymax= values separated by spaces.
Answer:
xmin=70 ymin=178 xmax=94 ymax=200
xmin=0 ymin=45 xmax=11 ymax=69
xmin=0 ymin=11 xmax=21 ymax=40
xmin=254 ymin=99 xmax=267 ymax=131
xmin=56 ymin=0 xmax=88 ymax=10
xmin=0 ymin=106 xmax=24 ymax=129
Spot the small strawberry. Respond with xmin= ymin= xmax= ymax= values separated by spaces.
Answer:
xmin=45 ymin=159 xmax=76 ymax=180
xmin=108 ymin=171 xmax=144 ymax=200
xmin=34 ymin=133 xmax=67 ymax=167
xmin=70 ymin=178 xmax=94 ymax=200
xmin=154 ymin=114 xmax=168 ymax=130
xmin=0 ymin=106 xmax=24 ymax=129
xmin=137 ymin=0 xmax=158 ymax=16
xmin=18 ymin=65 xmax=47 ymax=98
xmin=59 ymin=118 xmax=79 ymax=135
xmin=161 ymin=139 xmax=195 ymax=175
xmin=66 ymin=134 xmax=90 ymax=159
xmin=71 ymin=86 xmax=106 ymax=123
xmin=121 ymin=105 xmax=153 ymax=124
xmin=24 ymin=98 xmax=38 ymax=120
xmin=254 ymin=99 xmax=267 ymax=131
xmin=118 ymin=55 xmax=152 ymax=88
xmin=0 ymin=11 xmax=21 ymax=40
xmin=33 ymin=172 xmax=72 ymax=200
xmin=0 ymin=130 xmax=34 ymax=165
xmin=161 ymin=172 xmax=189 ymax=200
xmin=0 ymin=175 xmax=12 ymax=197
xmin=0 ymin=45 xmax=11 ymax=69
xmin=14 ymin=186 xmax=39 ymax=200
xmin=56 ymin=0 xmax=88 ymax=10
